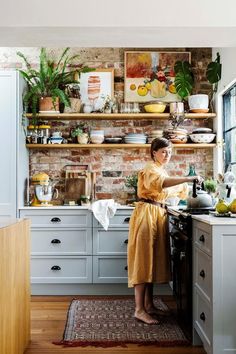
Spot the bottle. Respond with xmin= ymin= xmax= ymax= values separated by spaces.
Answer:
xmin=187 ymin=164 xmax=197 ymax=176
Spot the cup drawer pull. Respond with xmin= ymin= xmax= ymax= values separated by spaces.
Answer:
xmin=51 ymin=239 xmax=61 ymax=244
xmin=124 ymin=266 xmax=128 ymax=271
xmin=199 ymin=235 xmax=205 ymax=243
xmin=199 ymin=270 xmax=205 ymax=278
xmin=51 ymin=265 xmax=61 ymax=271
xmin=51 ymin=217 xmax=61 ymax=223
xmin=123 ymin=217 xmax=130 ymax=223
xmin=124 ymin=239 xmax=128 ymax=244
xmin=200 ymin=312 xmax=206 ymax=321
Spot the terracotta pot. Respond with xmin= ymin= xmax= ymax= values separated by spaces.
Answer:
xmin=39 ymin=97 xmax=59 ymax=112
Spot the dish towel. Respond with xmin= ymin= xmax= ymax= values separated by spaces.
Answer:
xmin=90 ymin=199 xmax=118 ymax=230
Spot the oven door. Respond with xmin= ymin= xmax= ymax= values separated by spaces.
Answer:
xmin=170 ymin=229 xmax=192 ymax=340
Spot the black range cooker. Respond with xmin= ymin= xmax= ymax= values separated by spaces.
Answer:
xmin=167 ymin=207 xmax=214 ymax=341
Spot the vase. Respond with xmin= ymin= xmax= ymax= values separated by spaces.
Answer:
xmin=64 ymin=98 xmax=81 ymax=113
xmin=77 ymin=134 xmax=89 ymax=144
xmin=39 ymin=97 xmax=59 ymax=112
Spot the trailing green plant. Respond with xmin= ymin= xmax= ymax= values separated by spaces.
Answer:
xmin=17 ymin=47 xmax=93 ymax=121
xmin=206 ymin=52 xmax=222 ymax=111
xmin=71 ymin=123 xmax=89 ymax=137
xmin=174 ymin=61 xmax=194 ymax=101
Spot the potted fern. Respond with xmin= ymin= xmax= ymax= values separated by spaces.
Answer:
xmin=17 ymin=47 xmax=92 ymax=119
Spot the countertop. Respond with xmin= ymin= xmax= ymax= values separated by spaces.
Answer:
xmin=0 ymin=218 xmax=22 ymax=229
xmin=20 ymin=205 xmax=135 ymax=210
xmin=168 ymin=206 xmax=236 ymax=225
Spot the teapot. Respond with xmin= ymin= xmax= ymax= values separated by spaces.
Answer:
xmin=187 ymin=180 xmax=213 ymax=209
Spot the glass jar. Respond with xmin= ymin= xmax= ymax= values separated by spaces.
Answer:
xmin=27 ymin=125 xmax=38 ymax=144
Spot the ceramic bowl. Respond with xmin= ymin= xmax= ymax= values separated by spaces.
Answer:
xmin=90 ymin=136 xmax=104 ymax=144
xmin=144 ymin=102 xmax=166 ymax=113
xmin=189 ymin=133 xmax=215 ymax=143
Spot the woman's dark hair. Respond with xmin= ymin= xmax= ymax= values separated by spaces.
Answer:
xmin=150 ymin=137 xmax=171 ymax=160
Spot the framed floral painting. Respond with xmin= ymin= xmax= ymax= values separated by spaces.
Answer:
xmin=124 ymin=51 xmax=191 ymax=102
xmin=80 ymin=68 xmax=114 ymax=110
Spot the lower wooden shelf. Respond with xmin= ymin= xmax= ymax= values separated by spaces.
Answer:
xmin=26 ymin=143 xmax=216 ymax=149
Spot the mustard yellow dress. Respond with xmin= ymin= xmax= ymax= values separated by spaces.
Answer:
xmin=128 ymin=161 xmax=188 ymax=288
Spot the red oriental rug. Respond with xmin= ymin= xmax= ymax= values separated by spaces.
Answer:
xmin=54 ymin=297 xmax=189 ymax=348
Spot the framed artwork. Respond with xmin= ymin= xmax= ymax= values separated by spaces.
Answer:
xmin=80 ymin=68 xmax=114 ymax=109
xmin=124 ymin=51 xmax=191 ymax=103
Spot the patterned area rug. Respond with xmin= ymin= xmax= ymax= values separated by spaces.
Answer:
xmin=54 ymin=297 xmax=189 ymax=348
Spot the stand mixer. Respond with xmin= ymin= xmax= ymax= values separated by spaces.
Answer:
xmin=31 ymin=172 xmax=58 ymax=206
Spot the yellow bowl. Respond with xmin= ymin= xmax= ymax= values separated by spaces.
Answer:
xmin=144 ymin=103 xmax=166 ymax=113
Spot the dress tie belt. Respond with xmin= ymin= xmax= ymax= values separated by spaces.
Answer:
xmin=138 ymin=198 xmax=167 ymax=209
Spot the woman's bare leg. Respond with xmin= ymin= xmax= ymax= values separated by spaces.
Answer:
xmin=144 ymin=283 xmax=170 ymax=316
xmin=134 ymin=283 xmax=159 ymax=324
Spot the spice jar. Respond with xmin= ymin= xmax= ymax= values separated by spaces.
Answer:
xmin=38 ymin=124 xmax=51 ymax=144
xmin=27 ymin=125 xmax=38 ymax=144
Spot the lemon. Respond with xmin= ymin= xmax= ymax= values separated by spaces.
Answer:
xmin=130 ymin=84 xmax=136 ymax=91
xmin=137 ymin=85 xmax=148 ymax=96
xmin=228 ymin=199 xmax=236 ymax=213
xmin=169 ymin=84 xmax=176 ymax=94
xmin=145 ymin=82 xmax=151 ymax=90
xmin=215 ymin=199 xmax=229 ymax=214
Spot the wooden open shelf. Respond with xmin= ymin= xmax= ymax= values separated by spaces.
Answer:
xmin=26 ymin=143 xmax=217 ymax=149
xmin=25 ymin=112 xmax=216 ymax=121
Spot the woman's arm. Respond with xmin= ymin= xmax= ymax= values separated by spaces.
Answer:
xmin=163 ymin=175 xmax=202 ymax=188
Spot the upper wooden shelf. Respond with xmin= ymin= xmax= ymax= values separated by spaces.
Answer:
xmin=26 ymin=143 xmax=217 ymax=149
xmin=25 ymin=112 xmax=216 ymax=121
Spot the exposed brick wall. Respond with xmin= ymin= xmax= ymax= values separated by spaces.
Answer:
xmin=0 ymin=47 xmax=213 ymax=204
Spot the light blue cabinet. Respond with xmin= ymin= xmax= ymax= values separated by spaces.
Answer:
xmin=0 ymin=71 xmax=28 ymax=218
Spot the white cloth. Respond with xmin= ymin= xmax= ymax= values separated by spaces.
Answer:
xmin=90 ymin=199 xmax=118 ymax=230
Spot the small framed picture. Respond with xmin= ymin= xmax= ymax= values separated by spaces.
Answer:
xmin=124 ymin=51 xmax=191 ymax=103
xmin=80 ymin=68 xmax=114 ymax=110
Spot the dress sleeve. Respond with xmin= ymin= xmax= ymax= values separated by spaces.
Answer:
xmin=167 ymin=182 xmax=189 ymax=199
xmin=140 ymin=167 xmax=166 ymax=193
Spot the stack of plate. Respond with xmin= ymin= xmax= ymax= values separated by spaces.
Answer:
xmin=163 ymin=128 xmax=188 ymax=144
xmin=124 ymin=133 xmax=147 ymax=144
xmin=147 ymin=130 xmax=163 ymax=144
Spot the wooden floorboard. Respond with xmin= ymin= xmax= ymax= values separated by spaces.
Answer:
xmin=24 ymin=296 xmax=206 ymax=354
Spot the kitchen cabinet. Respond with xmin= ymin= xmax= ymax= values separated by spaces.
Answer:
xmin=19 ymin=208 xmax=93 ymax=294
xmin=25 ymin=112 xmax=217 ymax=149
xmin=192 ymin=215 xmax=236 ymax=354
xmin=19 ymin=207 xmax=132 ymax=294
xmin=93 ymin=209 xmax=131 ymax=283
xmin=0 ymin=71 xmax=28 ymax=218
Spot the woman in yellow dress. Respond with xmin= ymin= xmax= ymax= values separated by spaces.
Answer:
xmin=128 ymin=137 xmax=202 ymax=324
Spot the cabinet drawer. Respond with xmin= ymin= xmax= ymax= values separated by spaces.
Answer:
xmin=194 ymin=288 xmax=212 ymax=348
xmin=31 ymin=256 xmax=92 ymax=283
xmin=194 ymin=247 xmax=212 ymax=301
xmin=194 ymin=225 xmax=212 ymax=256
xmin=93 ymin=229 xmax=129 ymax=255
xmin=93 ymin=210 xmax=132 ymax=228
xmin=93 ymin=256 xmax=128 ymax=283
xmin=31 ymin=228 xmax=92 ymax=255
xmin=20 ymin=209 xmax=92 ymax=228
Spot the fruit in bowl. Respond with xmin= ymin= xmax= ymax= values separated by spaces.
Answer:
xmin=144 ymin=101 xmax=166 ymax=113
xmin=189 ymin=133 xmax=215 ymax=143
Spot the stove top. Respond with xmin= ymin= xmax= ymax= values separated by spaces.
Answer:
xmin=178 ymin=207 xmax=215 ymax=215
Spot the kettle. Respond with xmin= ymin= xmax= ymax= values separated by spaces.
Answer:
xmin=187 ymin=180 xmax=213 ymax=209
